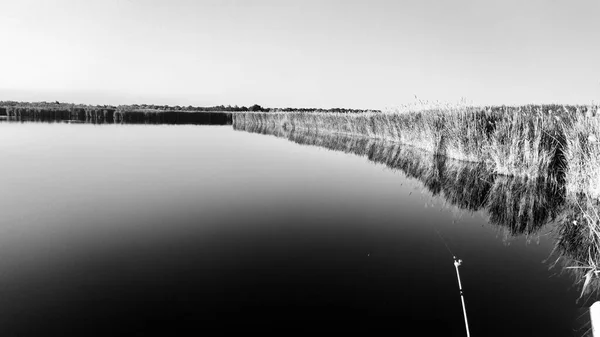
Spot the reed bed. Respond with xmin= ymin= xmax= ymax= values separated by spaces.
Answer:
xmin=233 ymin=105 xmax=599 ymax=197
xmin=561 ymin=114 xmax=600 ymax=198
xmin=553 ymin=195 xmax=600 ymax=300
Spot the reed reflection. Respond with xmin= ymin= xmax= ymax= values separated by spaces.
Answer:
xmin=234 ymin=122 xmax=600 ymax=301
xmin=0 ymin=108 xmax=232 ymax=125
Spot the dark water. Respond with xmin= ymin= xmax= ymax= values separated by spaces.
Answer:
xmin=0 ymin=121 xmax=594 ymax=336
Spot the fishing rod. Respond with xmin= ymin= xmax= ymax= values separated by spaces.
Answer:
xmin=436 ymin=230 xmax=471 ymax=337
xmin=453 ymin=256 xmax=471 ymax=337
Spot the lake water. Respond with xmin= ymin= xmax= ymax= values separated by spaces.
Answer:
xmin=0 ymin=119 xmax=594 ymax=336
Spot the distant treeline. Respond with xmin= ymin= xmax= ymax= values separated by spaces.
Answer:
xmin=0 ymin=101 xmax=380 ymax=114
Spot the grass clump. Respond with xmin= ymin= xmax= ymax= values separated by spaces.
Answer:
xmin=484 ymin=108 xmax=561 ymax=179
xmin=562 ymin=113 xmax=600 ymax=198
xmin=553 ymin=195 xmax=600 ymax=301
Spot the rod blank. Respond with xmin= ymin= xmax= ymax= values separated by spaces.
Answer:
xmin=454 ymin=256 xmax=471 ymax=337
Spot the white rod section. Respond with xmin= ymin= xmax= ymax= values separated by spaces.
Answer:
xmin=454 ymin=257 xmax=471 ymax=337
xmin=591 ymin=301 xmax=600 ymax=336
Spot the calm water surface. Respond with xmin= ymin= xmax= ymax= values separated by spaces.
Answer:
xmin=0 ymin=121 xmax=591 ymax=336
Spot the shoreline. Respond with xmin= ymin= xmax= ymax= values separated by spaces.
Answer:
xmin=233 ymin=121 xmax=600 ymax=297
xmin=232 ymin=106 xmax=600 ymax=200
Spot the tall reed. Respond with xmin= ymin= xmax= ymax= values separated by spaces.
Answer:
xmin=233 ymin=106 xmax=568 ymax=180
xmin=562 ymin=114 xmax=600 ymax=198
xmin=554 ymin=195 xmax=600 ymax=299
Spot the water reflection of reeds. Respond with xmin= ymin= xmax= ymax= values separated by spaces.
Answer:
xmin=1 ymin=108 xmax=233 ymax=125
xmin=234 ymin=122 xmax=600 ymax=300
xmin=236 ymin=122 xmax=563 ymax=236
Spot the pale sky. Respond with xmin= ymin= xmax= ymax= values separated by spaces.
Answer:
xmin=0 ymin=0 xmax=599 ymax=109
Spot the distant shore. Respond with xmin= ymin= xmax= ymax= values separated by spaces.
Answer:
xmin=0 ymin=101 xmax=380 ymax=115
